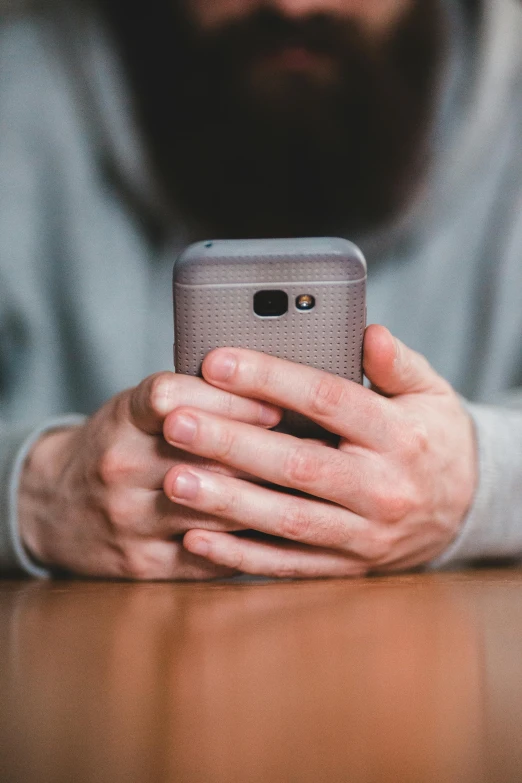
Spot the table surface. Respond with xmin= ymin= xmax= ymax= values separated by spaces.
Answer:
xmin=1 ymin=570 xmax=522 ymax=783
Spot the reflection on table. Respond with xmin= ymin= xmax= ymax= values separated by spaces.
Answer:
xmin=1 ymin=570 xmax=522 ymax=783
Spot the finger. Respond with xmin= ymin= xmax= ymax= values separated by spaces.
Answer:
xmin=99 ymin=419 xmax=267 ymax=492
xmin=114 ymin=537 xmax=237 ymax=581
xmin=163 ymin=408 xmax=381 ymax=513
xmin=154 ymin=488 xmax=249 ymax=535
xmin=128 ymin=371 xmax=282 ymax=435
xmin=363 ymin=324 xmax=450 ymax=397
xmin=164 ymin=465 xmax=379 ymax=558
xmin=105 ymin=486 xmax=248 ymax=538
xmin=183 ymin=530 xmax=368 ymax=579
xmin=201 ymin=348 xmax=396 ymax=448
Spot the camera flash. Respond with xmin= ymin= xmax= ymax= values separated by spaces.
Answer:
xmin=296 ymin=294 xmax=315 ymax=311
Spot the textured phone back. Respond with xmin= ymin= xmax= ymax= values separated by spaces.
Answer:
xmin=173 ymin=238 xmax=366 ymax=436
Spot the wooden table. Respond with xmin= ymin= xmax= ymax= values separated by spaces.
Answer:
xmin=1 ymin=570 xmax=522 ymax=783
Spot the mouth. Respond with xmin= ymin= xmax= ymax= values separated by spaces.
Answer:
xmin=247 ymin=44 xmax=341 ymax=91
xmin=255 ymin=45 xmax=333 ymax=73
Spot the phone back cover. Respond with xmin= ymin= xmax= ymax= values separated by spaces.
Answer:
xmin=174 ymin=237 xmax=366 ymax=381
xmin=173 ymin=238 xmax=366 ymax=437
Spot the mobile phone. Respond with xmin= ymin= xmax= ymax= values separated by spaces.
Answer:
xmin=173 ymin=237 xmax=367 ymax=438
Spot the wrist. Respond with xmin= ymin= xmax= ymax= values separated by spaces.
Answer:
xmin=18 ymin=426 xmax=82 ymax=566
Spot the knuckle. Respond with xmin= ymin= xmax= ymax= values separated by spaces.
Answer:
xmin=97 ymin=446 xmax=131 ymax=487
xmin=115 ymin=542 xmax=173 ymax=581
xmin=255 ymin=362 xmax=274 ymax=393
xmin=280 ymin=501 xmax=312 ymax=541
xmin=272 ymin=563 xmax=301 ymax=579
xmin=362 ymin=529 xmax=394 ymax=563
xmin=105 ymin=491 xmax=136 ymax=532
xmin=309 ymin=375 xmax=345 ymax=417
xmin=148 ymin=372 xmax=178 ymax=415
xmin=211 ymin=487 xmax=236 ymax=516
xmin=227 ymin=546 xmax=246 ymax=572
xmin=374 ymin=485 xmax=414 ymax=524
xmin=116 ymin=549 xmax=155 ymax=581
xmin=282 ymin=445 xmax=320 ymax=487
xmin=396 ymin=418 xmax=429 ymax=458
xmin=210 ymin=425 xmax=235 ymax=462
xmin=409 ymin=420 xmax=429 ymax=454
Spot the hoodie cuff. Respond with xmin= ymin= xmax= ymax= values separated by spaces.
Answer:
xmin=3 ymin=415 xmax=86 ymax=578
xmin=430 ymin=402 xmax=522 ymax=569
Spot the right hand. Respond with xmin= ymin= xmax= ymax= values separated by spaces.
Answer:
xmin=18 ymin=373 xmax=282 ymax=580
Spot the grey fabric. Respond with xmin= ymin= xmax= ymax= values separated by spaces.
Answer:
xmin=1 ymin=0 xmax=522 ymax=575
xmin=4 ymin=415 xmax=86 ymax=578
xmin=432 ymin=402 xmax=522 ymax=567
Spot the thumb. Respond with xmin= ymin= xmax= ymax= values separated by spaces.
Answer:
xmin=363 ymin=325 xmax=449 ymax=397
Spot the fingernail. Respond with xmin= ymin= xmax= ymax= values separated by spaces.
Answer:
xmin=206 ymin=352 xmax=237 ymax=382
xmin=171 ymin=471 xmax=200 ymax=500
xmin=188 ymin=536 xmax=210 ymax=556
xmin=259 ymin=405 xmax=280 ymax=427
xmin=169 ymin=413 xmax=197 ymax=444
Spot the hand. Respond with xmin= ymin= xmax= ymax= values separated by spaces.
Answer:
xmin=162 ymin=325 xmax=478 ymax=578
xmin=19 ymin=373 xmax=282 ymax=579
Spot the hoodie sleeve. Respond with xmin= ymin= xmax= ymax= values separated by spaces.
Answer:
xmin=0 ymin=16 xmax=88 ymax=576
xmin=0 ymin=417 xmax=85 ymax=577
xmin=430 ymin=402 xmax=522 ymax=569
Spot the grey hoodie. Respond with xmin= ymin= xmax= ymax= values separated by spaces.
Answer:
xmin=1 ymin=0 xmax=522 ymax=577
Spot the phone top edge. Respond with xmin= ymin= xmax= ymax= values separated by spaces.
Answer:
xmin=173 ymin=237 xmax=367 ymax=286
xmin=174 ymin=277 xmax=367 ymax=290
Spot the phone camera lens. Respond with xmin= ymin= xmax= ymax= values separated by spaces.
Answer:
xmin=296 ymin=294 xmax=315 ymax=311
xmin=254 ymin=290 xmax=288 ymax=317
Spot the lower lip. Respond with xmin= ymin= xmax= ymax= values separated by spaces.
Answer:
xmin=258 ymin=46 xmax=328 ymax=72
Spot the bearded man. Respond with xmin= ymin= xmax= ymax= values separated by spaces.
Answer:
xmin=1 ymin=0 xmax=522 ymax=579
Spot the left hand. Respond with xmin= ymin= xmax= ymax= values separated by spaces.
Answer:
xmin=162 ymin=325 xmax=477 ymax=578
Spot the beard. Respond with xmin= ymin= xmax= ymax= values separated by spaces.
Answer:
xmin=102 ymin=0 xmax=446 ymax=239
